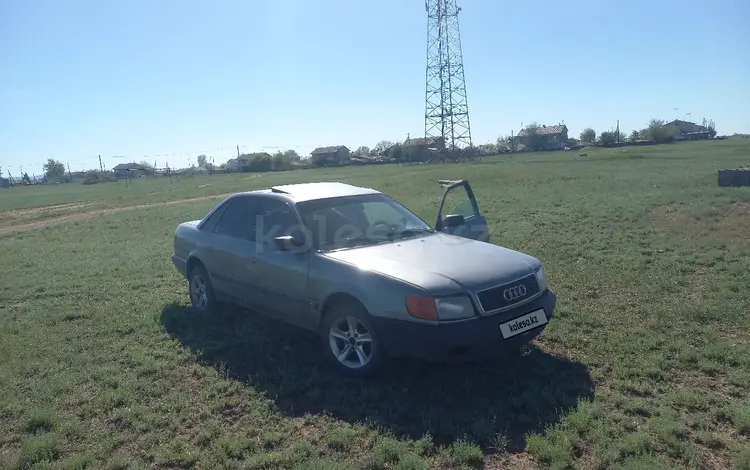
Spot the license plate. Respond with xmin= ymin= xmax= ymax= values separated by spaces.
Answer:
xmin=499 ymin=309 xmax=548 ymax=339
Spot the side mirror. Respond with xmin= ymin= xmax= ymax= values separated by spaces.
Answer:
xmin=442 ymin=214 xmax=466 ymax=228
xmin=273 ymin=234 xmax=306 ymax=251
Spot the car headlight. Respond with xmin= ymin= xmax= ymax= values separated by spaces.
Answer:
xmin=406 ymin=295 xmax=476 ymax=321
xmin=435 ymin=296 xmax=476 ymax=320
xmin=535 ymin=265 xmax=549 ymax=292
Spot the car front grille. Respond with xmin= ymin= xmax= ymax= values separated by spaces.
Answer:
xmin=476 ymin=273 xmax=541 ymax=313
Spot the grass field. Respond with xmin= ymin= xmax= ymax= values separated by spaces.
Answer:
xmin=1 ymin=139 xmax=749 ymax=469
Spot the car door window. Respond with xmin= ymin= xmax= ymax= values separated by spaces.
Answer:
xmin=213 ymin=197 xmax=257 ymax=240
xmin=435 ymin=180 xmax=489 ymax=242
xmin=441 ymin=185 xmax=477 ymax=219
xmin=254 ymin=199 xmax=300 ymax=246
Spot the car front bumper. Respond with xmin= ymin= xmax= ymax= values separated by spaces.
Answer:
xmin=372 ymin=289 xmax=557 ymax=362
xmin=171 ymin=253 xmax=188 ymax=278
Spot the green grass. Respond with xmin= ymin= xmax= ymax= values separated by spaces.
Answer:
xmin=1 ymin=139 xmax=749 ymax=469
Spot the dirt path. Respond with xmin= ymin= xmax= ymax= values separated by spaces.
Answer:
xmin=0 ymin=194 xmax=231 ymax=236
xmin=0 ymin=202 xmax=96 ymax=218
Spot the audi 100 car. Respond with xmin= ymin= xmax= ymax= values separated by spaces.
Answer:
xmin=171 ymin=180 xmax=556 ymax=376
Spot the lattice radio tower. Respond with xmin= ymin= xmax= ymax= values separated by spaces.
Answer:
xmin=424 ymin=0 xmax=472 ymax=157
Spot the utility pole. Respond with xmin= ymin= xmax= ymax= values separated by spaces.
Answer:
xmin=406 ymin=133 xmax=411 ymax=165
xmin=67 ymin=162 xmax=71 ymax=183
xmin=99 ymin=155 xmax=103 ymax=172
xmin=616 ymin=120 xmax=620 ymax=146
xmin=237 ymin=145 xmax=240 ymax=158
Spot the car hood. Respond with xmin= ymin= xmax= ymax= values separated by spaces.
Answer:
xmin=322 ymin=232 xmax=541 ymax=294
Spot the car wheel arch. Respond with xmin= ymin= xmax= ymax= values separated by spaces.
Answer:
xmin=319 ymin=293 xmax=369 ymax=324
xmin=186 ymin=256 xmax=206 ymax=278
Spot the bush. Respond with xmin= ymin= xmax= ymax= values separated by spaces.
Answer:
xmin=82 ymin=170 xmax=115 ymax=185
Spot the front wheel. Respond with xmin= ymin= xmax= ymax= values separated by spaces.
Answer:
xmin=321 ymin=303 xmax=386 ymax=378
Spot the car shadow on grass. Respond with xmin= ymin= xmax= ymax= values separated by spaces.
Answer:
xmin=161 ymin=303 xmax=594 ymax=450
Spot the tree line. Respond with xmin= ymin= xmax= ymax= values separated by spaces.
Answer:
xmin=478 ymin=118 xmax=717 ymax=154
xmin=32 ymin=118 xmax=719 ymax=182
xmin=577 ymin=118 xmax=715 ymax=147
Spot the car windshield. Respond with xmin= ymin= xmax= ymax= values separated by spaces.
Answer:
xmin=296 ymin=194 xmax=434 ymax=250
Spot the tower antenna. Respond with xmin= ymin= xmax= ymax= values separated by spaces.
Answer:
xmin=424 ymin=0 xmax=472 ymax=161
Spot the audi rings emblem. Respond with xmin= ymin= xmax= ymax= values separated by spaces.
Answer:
xmin=503 ymin=284 xmax=527 ymax=301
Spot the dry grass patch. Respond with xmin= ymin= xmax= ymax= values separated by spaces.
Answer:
xmin=649 ymin=201 xmax=750 ymax=243
xmin=717 ymin=201 xmax=750 ymax=239
xmin=649 ymin=204 xmax=698 ymax=232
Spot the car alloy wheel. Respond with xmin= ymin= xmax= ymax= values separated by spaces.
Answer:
xmin=328 ymin=316 xmax=374 ymax=369
xmin=189 ymin=272 xmax=209 ymax=311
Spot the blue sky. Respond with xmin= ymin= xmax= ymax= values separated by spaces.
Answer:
xmin=1 ymin=0 xmax=748 ymax=175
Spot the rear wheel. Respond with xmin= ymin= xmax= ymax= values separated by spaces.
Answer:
xmin=188 ymin=264 xmax=216 ymax=314
xmin=321 ymin=302 xmax=386 ymax=378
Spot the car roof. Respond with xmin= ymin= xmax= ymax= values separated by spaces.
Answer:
xmin=262 ymin=182 xmax=381 ymax=202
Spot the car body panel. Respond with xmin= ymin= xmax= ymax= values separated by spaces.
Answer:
xmin=252 ymin=248 xmax=313 ymax=328
xmin=321 ymin=232 xmax=540 ymax=295
xmin=307 ymin=254 xmax=434 ymax=325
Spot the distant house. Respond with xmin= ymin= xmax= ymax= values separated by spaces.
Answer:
xmin=405 ymin=136 xmax=444 ymax=150
xmin=663 ymin=120 xmax=713 ymax=141
xmin=226 ymin=153 xmax=272 ymax=172
xmin=112 ymin=163 xmax=151 ymax=179
xmin=517 ymin=124 xmax=569 ymax=150
xmin=310 ymin=146 xmax=350 ymax=167
xmin=402 ymin=136 xmax=445 ymax=162
xmin=68 ymin=171 xmax=87 ymax=183
xmin=225 ymin=158 xmax=241 ymax=172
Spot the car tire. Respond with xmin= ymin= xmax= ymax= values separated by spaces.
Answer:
xmin=321 ymin=301 xmax=386 ymax=378
xmin=187 ymin=264 xmax=217 ymax=314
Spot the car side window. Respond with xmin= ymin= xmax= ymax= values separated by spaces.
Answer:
xmin=200 ymin=203 xmax=227 ymax=232
xmin=441 ymin=185 xmax=477 ymax=220
xmin=213 ymin=197 xmax=258 ymax=240
xmin=254 ymin=199 xmax=300 ymax=246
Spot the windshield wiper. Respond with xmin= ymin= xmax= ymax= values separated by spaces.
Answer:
xmin=343 ymin=235 xmax=378 ymax=247
xmin=385 ymin=228 xmax=434 ymax=239
xmin=321 ymin=235 xmax=386 ymax=251
xmin=321 ymin=229 xmax=433 ymax=251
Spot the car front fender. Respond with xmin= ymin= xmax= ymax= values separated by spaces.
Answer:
xmin=310 ymin=254 xmax=430 ymax=324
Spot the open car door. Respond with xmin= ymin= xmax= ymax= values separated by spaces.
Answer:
xmin=435 ymin=179 xmax=490 ymax=242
